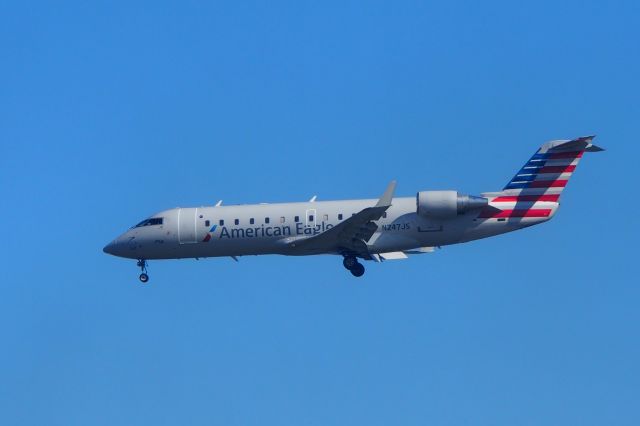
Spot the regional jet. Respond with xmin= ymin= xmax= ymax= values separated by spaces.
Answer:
xmin=103 ymin=136 xmax=603 ymax=282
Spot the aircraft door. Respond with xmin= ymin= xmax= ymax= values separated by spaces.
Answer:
xmin=178 ymin=208 xmax=197 ymax=244
xmin=195 ymin=208 xmax=210 ymax=242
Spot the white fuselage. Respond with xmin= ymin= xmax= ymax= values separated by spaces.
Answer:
xmin=103 ymin=135 xmax=601 ymax=282
xmin=103 ymin=196 xmax=557 ymax=260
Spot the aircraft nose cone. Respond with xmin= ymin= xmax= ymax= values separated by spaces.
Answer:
xmin=103 ymin=241 xmax=117 ymax=255
xmin=102 ymin=238 xmax=122 ymax=256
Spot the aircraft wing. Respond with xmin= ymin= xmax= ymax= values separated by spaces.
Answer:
xmin=288 ymin=180 xmax=396 ymax=259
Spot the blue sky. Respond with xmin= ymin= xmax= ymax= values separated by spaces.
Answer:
xmin=1 ymin=1 xmax=638 ymax=424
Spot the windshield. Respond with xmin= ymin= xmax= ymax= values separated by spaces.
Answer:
xmin=133 ymin=217 xmax=163 ymax=228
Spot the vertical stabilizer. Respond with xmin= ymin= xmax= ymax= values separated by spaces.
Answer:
xmin=501 ymin=135 xmax=603 ymax=200
xmin=478 ymin=136 xmax=603 ymax=220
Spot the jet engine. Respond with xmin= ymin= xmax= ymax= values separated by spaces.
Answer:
xmin=417 ymin=190 xmax=488 ymax=218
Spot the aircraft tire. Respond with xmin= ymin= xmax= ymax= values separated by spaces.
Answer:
xmin=343 ymin=256 xmax=358 ymax=270
xmin=350 ymin=263 xmax=365 ymax=277
xmin=139 ymin=273 xmax=149 ymax=283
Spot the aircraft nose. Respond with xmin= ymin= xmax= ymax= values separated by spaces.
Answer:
xmin=103 ymin=234 xmax=139 ymax=259
xmin=103 ymin=241 xmax=117 ymax=255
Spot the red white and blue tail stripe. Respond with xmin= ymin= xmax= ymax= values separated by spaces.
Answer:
xmin=502 ymin=135 xmax=602 ymax=196
xmin=479 ymin=136 xmax=603 ymax=219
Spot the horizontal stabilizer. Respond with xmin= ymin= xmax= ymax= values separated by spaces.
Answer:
xmin=541 ymin=135 xmax=603 ymax=153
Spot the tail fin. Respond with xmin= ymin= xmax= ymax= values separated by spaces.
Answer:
xmin=478 ymin=136 xmax=603 ymax=221
xmin=501 ymin=135 xmax=604 ymax=200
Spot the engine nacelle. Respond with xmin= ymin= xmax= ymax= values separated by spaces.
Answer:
xmin=417 ymin=191 xmax=488 ymax=218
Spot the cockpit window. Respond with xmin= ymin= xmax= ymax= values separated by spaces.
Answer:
xmin=134 ymin=217 xmax=163 ymax=228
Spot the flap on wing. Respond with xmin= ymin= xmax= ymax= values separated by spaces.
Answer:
xmin=379 ymin=251 xmax=409 ymax=260
xmin=403 ymin=246 xmax=436 ymax=254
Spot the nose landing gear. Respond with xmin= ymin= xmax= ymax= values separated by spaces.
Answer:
xmin=137 ymin=259 xmax=149 ymax=283
xmin=342 ymin=255 xmax=365 ymax=277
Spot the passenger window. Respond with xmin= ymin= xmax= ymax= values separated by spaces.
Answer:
xmin=205 ymin=220 xmax=210 ymax=227
xmin=295 ymin=215 xmax=299 ymax=222
xmin=234 ymin=219 xmax=239 ymax=225
xmin=382 ymin=212 xmax=387 ymax=218
xmin=219 ymin=219 xmax=224 ymax=226
xmin=309 ymin=215 xmax=314 ymax=222
xmin=338 ymin=214 xmax=343 ymax=220
xmin=323 ymin=214 xmax=328 ymax=221
xmin=265 ymin=217 xmax=270 ymax=224
xmin=250 ymin=218 xmax=255 ymax=225
xmin=280 ymin=216 xmax=285 ymax=223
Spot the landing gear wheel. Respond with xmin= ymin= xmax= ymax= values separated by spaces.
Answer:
xmin=343 ymin=256 xmax=358 ymax=270
xmin=136 ymin=259 xmax=149 ymax=283
xmin=350 ymin=262 xmax=365 ymax=277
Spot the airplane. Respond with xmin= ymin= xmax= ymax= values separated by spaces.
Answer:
xmin=103 ymin=136 xmax=603 ymax=282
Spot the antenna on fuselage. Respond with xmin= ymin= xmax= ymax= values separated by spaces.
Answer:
xmin=215 ymin=200 xmax=223 ymax=207
xmin=309 ymin=195 xmax=317 ymax=202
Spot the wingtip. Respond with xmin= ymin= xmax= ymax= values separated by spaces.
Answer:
xmin=376 ymin=180 xmax=397 ymax=207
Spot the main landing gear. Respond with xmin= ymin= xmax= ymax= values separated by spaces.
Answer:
xmin=343 ymin=255 xmax=365 ymax=277
xmin=137 ymin=259 xmax=149 ymax=283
